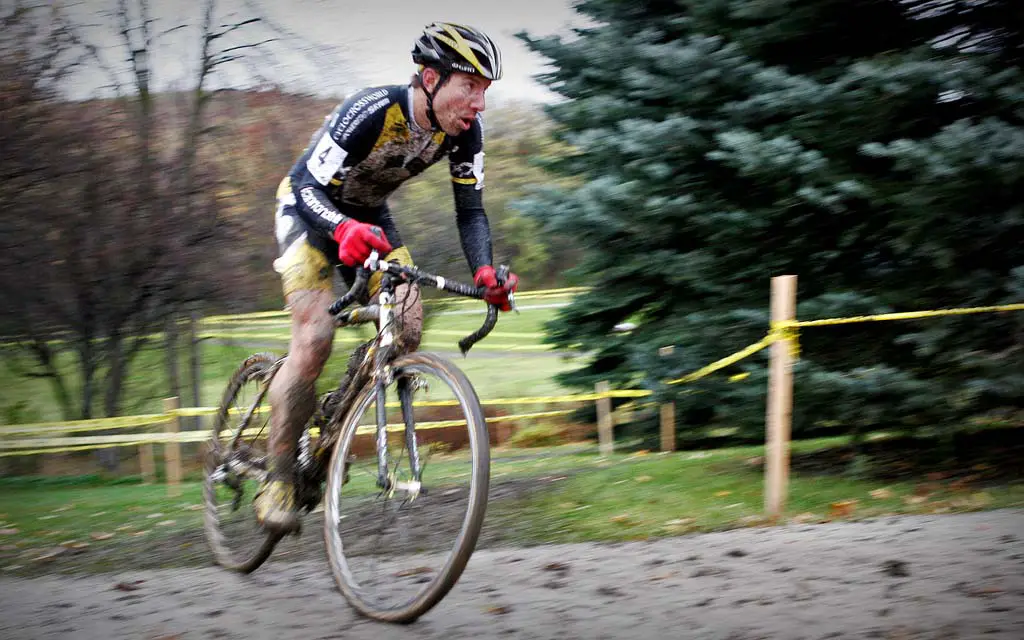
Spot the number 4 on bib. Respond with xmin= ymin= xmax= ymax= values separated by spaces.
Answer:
xmin=307 ymin=133 xmax=348 ymax=185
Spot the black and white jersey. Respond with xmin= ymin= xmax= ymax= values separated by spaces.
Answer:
xmin=282 ymin=84 xmax=492 ymax=272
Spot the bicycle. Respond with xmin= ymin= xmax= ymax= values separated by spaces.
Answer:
xmin=202 ymin=250 xmax=514 ymax=623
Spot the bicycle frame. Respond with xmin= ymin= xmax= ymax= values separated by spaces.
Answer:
xmin=314 ymin=250 xmax=510 ymax=501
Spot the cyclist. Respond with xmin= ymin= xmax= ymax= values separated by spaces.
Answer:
xmin=258 ymin=22 xmax=519 ymax=532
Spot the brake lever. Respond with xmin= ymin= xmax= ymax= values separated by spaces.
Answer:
xmin=327 ymin=250 xmax=380 ymax=316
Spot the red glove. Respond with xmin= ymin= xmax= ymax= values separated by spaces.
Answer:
xmin=332 ymin=219 xmax=392 ymax=267
xmin=474 ymin=265 xmax=519 ymax=312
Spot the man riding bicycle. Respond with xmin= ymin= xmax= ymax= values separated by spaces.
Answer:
xmin=258 ymin=22 xmax=519 ymax=532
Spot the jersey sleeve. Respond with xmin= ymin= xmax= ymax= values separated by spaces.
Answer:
xmin=292 ymin=87 xmax=394 ymax=236
xmin=449 ymin=114 xmax=493 ymax=274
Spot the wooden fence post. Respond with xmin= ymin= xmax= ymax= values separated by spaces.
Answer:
xmin=765 ymin=275 xmax=797 ymax=518
xmin=164 ymin=397 xmax=182 ymax=496
xmin=658 ymin=345 xmax=676 ymax=452
xmin=660 ymin=402 xmax=676 ymax=453
xmin=596 ymin=381 xmax=613 ymax=456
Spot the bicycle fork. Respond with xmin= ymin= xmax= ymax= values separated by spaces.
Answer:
xmin=374 ymin=283 xmax=424 ymax=500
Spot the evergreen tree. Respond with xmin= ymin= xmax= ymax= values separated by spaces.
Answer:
xmin=517 ymin=0 xmax=1023 ymax=441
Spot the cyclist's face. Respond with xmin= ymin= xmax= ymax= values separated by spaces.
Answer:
xmin=431 ymin=71 xmax=490 ymax=136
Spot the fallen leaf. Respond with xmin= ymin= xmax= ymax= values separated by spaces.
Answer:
xmin=903 ymin=495 xmax=928 ymax=506
xmin=37 ymin=515 xmax=58 ymax=521
xmin=185 ymin=504 xmax=204 ymax=511
xmin=0 ymin=529 xmax=18 ymax=536
xmin=394 ymin=566 xmax=433 ymax=577
xmin=90 ymin=532 xmax=114 ymax=541
xmin=155 ymin=520 xmax=177 ymax=527
xmin=60 ymin=541 xmax=90 ymax=550
xmin=649 ymin=571 xmax=676 ymax=581
xmin=89 ymin=511 xmax=108 ymax=518
xmin=663 ymin=518 xmax=694 ymax=528
xmin=973 ymin=586 xmax=1004 ymax=596
xmin=714 ymin=491 xmax=732 ymax=497
xmin=146 ymin=513 xmax=164 ymax=519
xmin=949 ymin=475 xmax=980 ymax=491
xmin=113 ymin=580 xmax=145 ymax=592
xmin=33 ymin=548 xmax=68 ymax=562
xmin=829 ymin=500 xmax=858 ymax=518
xmin=912 ymin=483 xmax=939 ymax=497
xmin=635 ymin=475 xmax=653 ymax=483
xmin=610 ymin=514 xmax=633 ymax=524
xmin=543 ymin=562 xmax=570 ymax=572
xmin=869 ymin=488 xmax=893 ymax=500
xmin=485 ymin=605 xmax=512 ymax=615
xmin=115 ymin=525 xmax=135 ymax=532
xmin=790 ymin=513 xmax=821 ymax=524
xmin=132 ymin=530 xmax=150 ymax=537
xmin=881 ymin=560 xmax=910 ymax=577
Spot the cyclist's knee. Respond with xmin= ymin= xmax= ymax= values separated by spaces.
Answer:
xmin=285 ymin=290 xmax=335 ymax=378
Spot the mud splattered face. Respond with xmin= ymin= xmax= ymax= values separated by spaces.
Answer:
xmin=429 ymin=71 xmax=490 ymax=136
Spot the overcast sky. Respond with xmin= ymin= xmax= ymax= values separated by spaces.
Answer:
xmin=56 ymin=0 xmax=588 ymax=105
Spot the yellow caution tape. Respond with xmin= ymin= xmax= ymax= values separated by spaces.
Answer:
xmin=171 ymin=407 xmax=219 ymax=418
xmin=9 ymin=301 xmax=1019 ymax=454
xmin=0 ymin=414 xmax=170 ymax=436
xmin=198 ymin=332 xmax=557 ymax=351
xmin=202 ymin=310 xmax=290 ymax=323
xmin=666 ymin=334 xmax=777 ymax=386
xmin=0 ymin=441 xmax=162 ymax=457
xmin=200 ymin=287 xmax=589 ymax=324
xmin=789 ymin=302 xmax=1024 ymax=327
xmin=418 ymin=330 xmax=547 ymax=339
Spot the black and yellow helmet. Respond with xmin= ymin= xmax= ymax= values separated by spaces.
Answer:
xmin=412 ymin=22 xmax=503 ymax=81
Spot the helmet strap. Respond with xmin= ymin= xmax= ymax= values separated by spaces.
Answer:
xmin=422 ymin=67 xmax=451 ymax=131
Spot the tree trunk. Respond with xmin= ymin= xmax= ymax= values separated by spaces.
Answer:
xmin=97 ymin=333 xmax=126 ymax=471
xmin=188 ymin=305 xmax=202 ymax=430
xmin=166 ymin=312 xmax=182 ymax=405
xmin=79 ymin=341 xmax=96 ymax=420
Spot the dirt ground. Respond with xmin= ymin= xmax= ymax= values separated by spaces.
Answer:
xmin=1 ymin=509 xmax=1021 ymax=640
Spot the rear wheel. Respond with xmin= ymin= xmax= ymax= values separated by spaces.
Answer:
xmin=323 ymin=352 xmax=490 ymax=623
xmin=203 ymin=352 xmax=285 ymax=573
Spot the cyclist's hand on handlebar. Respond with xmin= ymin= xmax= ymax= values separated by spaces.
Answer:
xmin=473 ymin=265 xmax=519 ymax=312
xmin=332 ymin=219 xmax=392 ymax=267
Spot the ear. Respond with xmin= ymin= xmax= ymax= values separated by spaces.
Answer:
xmin=421 ymin=66 xmax=441 ymax=93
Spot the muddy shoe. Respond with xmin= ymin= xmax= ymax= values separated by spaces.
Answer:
xmin=254 ymin=478 xmax=300 ymax=534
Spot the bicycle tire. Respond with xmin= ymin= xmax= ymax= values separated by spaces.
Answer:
xmin=203 ymin=352 xmax=285 ymax=573
xmin=323 ymin=351 xmax=490 ymax=623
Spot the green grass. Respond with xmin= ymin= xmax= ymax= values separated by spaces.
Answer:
xmin=0 ymin=483 xmax=205 ymax=555
xmin=489 ymin=443 xmax=1024 ymax=543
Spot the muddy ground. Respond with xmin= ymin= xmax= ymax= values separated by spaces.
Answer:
xmin=1 ymin=510 xmax=1022 ymax=640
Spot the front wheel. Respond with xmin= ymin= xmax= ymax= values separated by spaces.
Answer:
xmin=323 ymin=352 xmax=490 ymax=623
